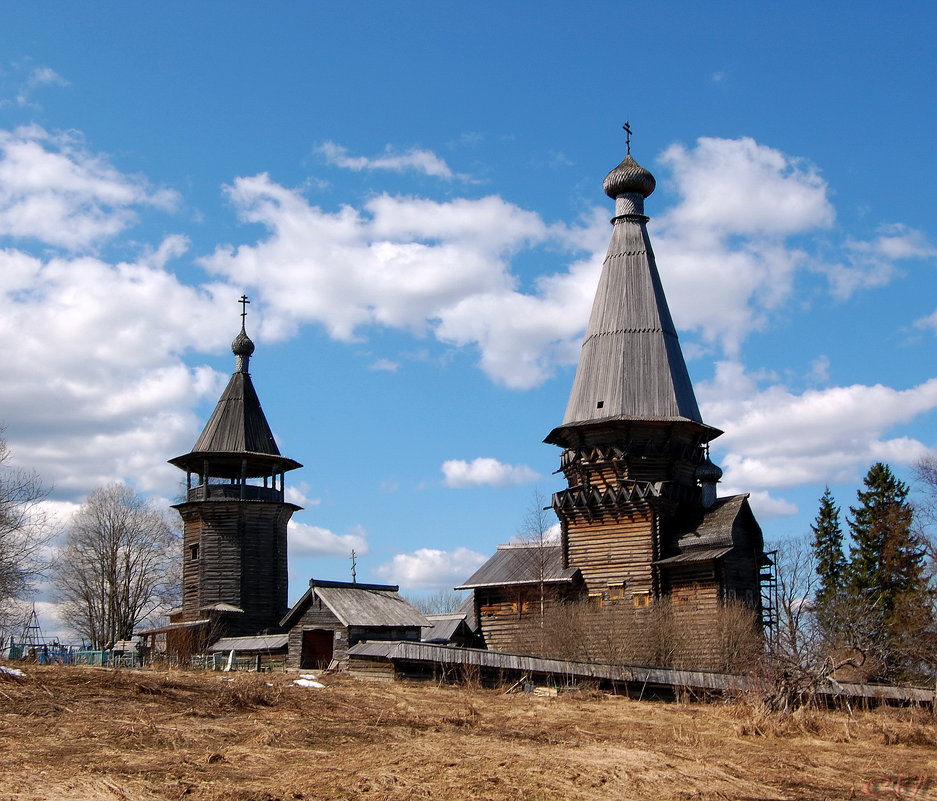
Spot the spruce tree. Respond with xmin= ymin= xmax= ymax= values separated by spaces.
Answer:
xmin=811 ymin=487 xmax=846 ymax=615
xmin=847 ymin=462 xmax=934 ymax=681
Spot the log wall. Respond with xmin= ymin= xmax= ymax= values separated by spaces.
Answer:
xmin=175 ymin=500 xmax=294 ymax=637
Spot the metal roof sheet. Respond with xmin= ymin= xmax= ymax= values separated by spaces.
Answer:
xmin=316 ymin=585 xmax=428 ymax=628
xmin=208 ymin=634 xmax=288 ymax=652
xmin=421 ymin=615 xmax=469 ymax=643
xmin=456 ymin=543 xmax=580 ymax=590
xmin=654 ymin=546 xmax=733 ymax=566
xmin=281 ymin=580 xmax=429 ymax=629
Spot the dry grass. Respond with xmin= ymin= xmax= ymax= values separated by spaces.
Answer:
xmin=1 ymin=663 xmax=936 ymax=800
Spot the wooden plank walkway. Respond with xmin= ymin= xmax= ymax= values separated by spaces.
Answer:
xmin=346 ymin=640 xmax=936 ymax=704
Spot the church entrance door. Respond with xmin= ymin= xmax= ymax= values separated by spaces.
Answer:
xmin=300 ymin=629 xmax=334 ymax=669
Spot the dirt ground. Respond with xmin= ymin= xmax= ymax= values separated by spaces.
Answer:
xmin=1 ymin=664 xmax=936 ymax=801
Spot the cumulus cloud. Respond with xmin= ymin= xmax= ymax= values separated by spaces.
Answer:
xmin=698 ymin=361 xmax=937 ymax=492
xmin=653 ymin=139 xmax=937 ymax=354
xmin=652 ymin=137 xmax=834 ymax=354
xmin=441 ymin=457 xmax=540 ymax=488
xmin=284 ymin=483 xmax=321 ymax=508
xmin=375 ymin=546 xmax=487 ymax=590
xmin=0 ymin=125 xmax=177 ymax=250
xmin=317 ymin=141 xmax=460 ymax=180
xmin=288 ymin=521 xmax=369 ymax=558
xmin=0 ymin=241 xmax=240 ymax=498
xmin=201 ymin=173 xmax=598 ymax=387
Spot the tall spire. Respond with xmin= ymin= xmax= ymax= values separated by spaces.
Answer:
xmin=549 ymin=134 xmax=713 ymax=441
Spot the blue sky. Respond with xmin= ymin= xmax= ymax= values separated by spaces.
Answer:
xmin=2 ymin=3 xmax=937 ymax=634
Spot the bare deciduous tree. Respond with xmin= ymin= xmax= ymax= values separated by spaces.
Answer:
xmin=406 ymin=590 xmax=465 ymax=615
xmin=516 ymin=488 xmax=558 ymax=635
xmin=56 ymin=484 xmax=179 ymax=648
xmin=0 ymin=430 xmax=52 ymax=633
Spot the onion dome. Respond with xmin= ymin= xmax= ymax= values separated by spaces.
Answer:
xmin=232 ymin=324 xmax=255 ymax=374
xmin=232 ymin=326 xmax=255 ymax=359
xmin=696 ymin=455 xmax=723 ymax=509
xmin=603 ymin=155 xmax=656 ymax=199
xmin=695 ymin=455 xmax=723 ymax=484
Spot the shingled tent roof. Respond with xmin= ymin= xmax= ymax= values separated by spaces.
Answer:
xmin=546 ymin=152 xmax=719 ymax=446
xmin=191 ymin=370 xmax=281 ymax=456
xmin=169 ymin=317 xmax=301 ymax=475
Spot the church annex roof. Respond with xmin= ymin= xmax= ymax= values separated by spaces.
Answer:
xmin=456 ymin=542 xmax=581 ymax=590
xmin=280 ymin=579 xmax=429 ymax=630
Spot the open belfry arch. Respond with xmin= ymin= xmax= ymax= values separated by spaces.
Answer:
xmin=163 ymin=297 xmax=302 ymax=651
xmin=461 ymin=131 xmax=770 ymax=667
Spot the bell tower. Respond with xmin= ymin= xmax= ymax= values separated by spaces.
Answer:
xmin=168 ymin=297 xmax=302 ymax=638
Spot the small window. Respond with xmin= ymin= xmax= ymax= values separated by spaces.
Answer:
xmin=596 ymin=400 xmax=604 ymax=409
xmin=189 ymin=543 xmax=199 ymax=561
xmin=588 ymin=592 xmax=604 ymax=609
xmin=632 ymin=591 xmax=651 ymax=608
xmin=608 ymin=582 xmax=626 ymax=600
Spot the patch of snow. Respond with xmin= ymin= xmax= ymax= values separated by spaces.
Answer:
xmin=293 ymin=678 xmax=325 ymax=689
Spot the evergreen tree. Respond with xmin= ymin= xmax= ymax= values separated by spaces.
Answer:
xmin=811 ymin=487 xmax=846 ymax=615
xmin=847 ymin=462 xmax=934 ymax=681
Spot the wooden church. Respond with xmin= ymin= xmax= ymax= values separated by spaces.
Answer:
xmin=148 ymin=299 xmax=429 ymax=664
xmin=460 ymin=139 xmax=770 ymax=668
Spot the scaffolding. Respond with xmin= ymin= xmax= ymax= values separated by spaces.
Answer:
xmin=760 ymin=550 xmax=779 ymax=648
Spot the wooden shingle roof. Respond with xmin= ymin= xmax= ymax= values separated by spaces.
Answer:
xmin=192 ymin=371 xmax=280 ymax=456
xmin=550 ymin=152 xmax=717 ymax=444
xmin=169 ymin=320 xmax=301 ymax=476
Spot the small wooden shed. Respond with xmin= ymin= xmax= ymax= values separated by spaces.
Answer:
xmin=280 ymin=579 xmax=428 ymax=669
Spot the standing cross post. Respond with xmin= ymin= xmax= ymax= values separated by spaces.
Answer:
xmin=239 ymin=294 xmax=250 ymax=325
xmin=623 ymin=121 xmax=632 ymax=156
xmin=350 ymin=549 xmax=357 ymax=584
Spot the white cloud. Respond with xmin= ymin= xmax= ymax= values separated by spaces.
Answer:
xmin=441 ymin=457 xmax=539 ymax=488
xmin=201 ymin=173 xmax=598 ymax=387
xmin=288 ymin=521 xmax=368 ymax=558
xmin=699 ymin=360 xmax=937 ymax=491
xmin=317 ymin=141 xmax=459 ymax=180
xmin=369 ymin=358 xmax=400 ymax=372
xmin=0 ymin=125 xmax=177 ymax=250
xmin=653 ymin=137 xmax=834 ymax=355
xmin=375 ymin=546 xmax=487 ymax=590
xmin=807 ymin=355 xmax=831 ymax=384
xmin=740 ymin=491 xmax=798 ymax=520
xmin=820 ymin=224 xmax=937 ymax=299
xmin=17 ymin=66 xmax=68 ymax=107
xmin=0 ymin=242 xmax=239 ymax=499
xmin=284 ymin=483 xmax=321 ymax=508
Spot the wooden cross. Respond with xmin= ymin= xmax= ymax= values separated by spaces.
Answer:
xmin=239 ymin=294 xmax=250 ymax=324
xmin=350 ymin=549 xmax=357 ymax=584
xmin=623 ymin=121 xmax=632 ymax=156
